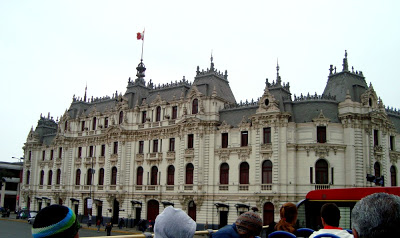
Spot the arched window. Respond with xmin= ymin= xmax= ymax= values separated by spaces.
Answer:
xmin=262 ymin=160 xmax=273 ymax=184
xmin=263 ymin=202 xmax=274 ymax=226
xmin=98 ymin=168 xmax=104 ymax=185
xmin=75 ymin=169 xmax=81 ymax=185
xmin=87 ymin=168 xmax=93 ymax=185
xmin=48 ymin=170 xmax=53 ymax=185
xmin=374 ymin=162 xmax=381 ymax=178
xmin=40 ymin=170 xmax=44 ymax=185
xmin=111 ymin=167 xmax=117 ymax=185
xmin=186 ymin=163 xmax=194 ymax=184
xmin=137 ymin=167 xmax=143 ymax=185
xmin=220 ymin=163 xmax=229 ymax=184
xmin=192 ymin=99 xmax=198 ymax=114
xmin=316 ymin=159 xmax=328 ymax=184
xmin=156 ymin=106 xmax=161 ymax=122
xmin=167 ymin=165 xmax=175 ymax=185
xmin=26 ymin=170 xmax=30 ymax=185
xmin=240 ymin=162 xmax=249 ymax=184
xmin=391 ymin=165 xmax=397 ymax=186
xmin=56 ymin=169 xmax=61 ymax=185
xmin=92 ymin=117 xmax=97 ymax=130
xmin=151 ymin=166 xmax=158 ymax=185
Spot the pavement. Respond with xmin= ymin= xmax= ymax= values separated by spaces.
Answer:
xmin=0 ymin=213 xmax=147 ymax=235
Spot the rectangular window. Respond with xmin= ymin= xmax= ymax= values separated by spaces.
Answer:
xmin=78 ymin=147 xmax=82 ymax=158
xmin=221 ymin=133 xmax=228 ymax=148
xmin=331 ymin=167 xmax=334 ymax=185
xmin=169 ymin=138 xmax=175 ymax=152
xmin=89 ymin=146 xmax=94 ymax=157
xmin=139 ymin=141 xmax=144 ymax=154
xmin=374 ymin=130 xmax=379 ymax=146
xmin=58 ymin=147 xmax=62 ymax=159
xmin=317 ymin=126 xmax=327 ymax=143
xmin=50 ymin=150 xmax=54 ymax=160
xmin=241 ymin=131 xmax=248 ymax=147
xmin=310 ymin=167 xmax=313 ymax=184
xmin=101 ymin=144 xmax=105 ymax=157
xmin=153 ymin=140 xmax=158 ymax=153
xmin=142 ymin=111 xmax=147 ymax=123
xmin=113 ymin=142 xmax=118 ymax=154
xmin=92 ymin=117 xmax=97 ymax=130
xmin=390 ymin=136 xmax=395 ymax=151
xmin=42 ymin=150 xmax=46 ymax=160
xmin=28 ymin=151 xmax=32 ymax=161
xmin=188 ymin=134 xmax=194 ymax=149
xmin=104 ymin=117 xmax=109 ymax=128
xmin=81 ymin=121 xmax=85 ymax=131
xmin=263 ymin=127 xmax=271 ymax=144
xmin=172 ymin=106 xmax=177 ymax=119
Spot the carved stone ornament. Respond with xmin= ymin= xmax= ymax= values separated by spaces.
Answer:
xmin=218 ymin=121 xmax=232 ymax=132
xmin=313 ymin=110 xmax=330 ymax=126
xmin=390 ymin=151 xmax=400 ymax=164
xmin=256 ymin=86 xmax=280 ymax=114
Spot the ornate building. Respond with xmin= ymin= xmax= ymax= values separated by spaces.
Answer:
xmin=20 ymin=52 xmax=400 ymax=228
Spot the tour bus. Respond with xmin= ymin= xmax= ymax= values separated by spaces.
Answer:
xmin=296 ymin=187 xmax=400 ymax=230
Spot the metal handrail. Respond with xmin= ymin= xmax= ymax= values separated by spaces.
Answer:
xmin=82 ymin=226 xmax=269 ymax=238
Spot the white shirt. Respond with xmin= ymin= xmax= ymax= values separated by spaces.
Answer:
xmin=309 ymin=228 xmax=354 ymax=238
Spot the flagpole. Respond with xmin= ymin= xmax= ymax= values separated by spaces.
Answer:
xmin=141 ymin=29 xmax=145 ymax=61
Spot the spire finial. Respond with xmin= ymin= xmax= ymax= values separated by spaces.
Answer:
xmin=342 ymin=50 xmax=349 ymax=72
xmin=84 ymin=83 xmax=87 ymax=102
xmin=276 ymin=59 xmax=280 ymax=75
xmin=210 ymin=51 xmax=214 ymax=71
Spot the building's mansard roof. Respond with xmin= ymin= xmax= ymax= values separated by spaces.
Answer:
xmin=28 ymin=52 xmax=400 ymax=145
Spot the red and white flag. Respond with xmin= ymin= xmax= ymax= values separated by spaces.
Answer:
xmin=137 ymin=32 xmax=144 ymax=40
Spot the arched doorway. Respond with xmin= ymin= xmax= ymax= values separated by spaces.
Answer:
xmin=147 ymin=200 xmax=159 ymax=222
xmin=113 ymin=199 xmax=119 ymax=224
xmin=263 ymin=202 xmax=274 ymax=225
xmin=188 ymin=201 xmax=196 ymax=221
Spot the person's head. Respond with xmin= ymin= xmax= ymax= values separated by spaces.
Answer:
xmin=352 ymin=192 xmax=400 ymax=238
xmin=235 ymin=211 xmax=263 ymax=238
xmin=154 ymin=206 xmax=196 ymax=238
xmin=275 ymin=202 xmax=298 ymax=233
xmin=32 ymin=205 xmax=80 ymax=238
xmin=320 ymin=203 xmax=340 ymax=227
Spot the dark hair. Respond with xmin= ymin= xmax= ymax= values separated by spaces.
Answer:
xmin=32 ymin=205 xmax=80 ymax=238
xmin=275 ymin=202 xmax=298 ymax=234
xmin=320 ymin=203 xmax=340 ymax=227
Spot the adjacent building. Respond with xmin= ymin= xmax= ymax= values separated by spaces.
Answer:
xmin=20 ymin=52 xmax=400 ymax=228
xmin=0 ymin=161 xmax=23 ymax=212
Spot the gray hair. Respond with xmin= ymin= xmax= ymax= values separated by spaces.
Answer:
xmin=352 ymin=192 xmax=400 ymax=238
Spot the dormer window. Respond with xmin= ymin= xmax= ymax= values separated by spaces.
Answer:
xmin=192 ymin=99 xmax=198 ymax=114
xmin=142 ymin=111 xmax=147 ymax=123
xmin=104 ymin=117 xmax=109 ymax=128
xmin=317 ymin=126 xmax=326 ymax=143
xmin=156 ymin=106 xmax=161 ymax=122
xmin=369 ymin=97 xmax=373 ymax=107
xmin=172 ymin=106 xmax=178 ymax=119
xmin=92 ymin=117 xmax=97 ymax=130
xmin=81 ymin=121 xmax=85 ymax=131
xmin=119 ymin=111 xmax=123 ymax=124
xmin=64 ymin=121 xmax=68 ymax=132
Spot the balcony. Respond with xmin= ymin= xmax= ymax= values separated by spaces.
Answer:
xmin=75 ymin=157 xmax=82 ymax=165
xmin=260 ymin=143 xmax=273 ymax=157
xmin=98 ymin=156 xmax=105 ymax=164
xmin=184 ymin=149 xmax=194 ymax=161
xmin=239 ymin=185 xmax=249 ymax=191
xmin=315 ymin=184 xmax=330 ymax=190
xmin=219 ymin=185 xmax=229 ymax=191
xmin=166 ymin=185 xmax=174 ymax=191
xmin=84 ymin=157 xmax=96 ymax=165
xmin=184 ymin=185 xmax=193 ymax=190
xmin=166 ymin=151 xmax=175 ymax=163
xmin=261 ymin=184 xmax=272 ymax=190
xmin=55 ymin=158 xmax=62 ymax=165
xmin=146 ymin=153 xmax=162 ymax=165
xmin=152 ymin=122 xmax=160 ymax=127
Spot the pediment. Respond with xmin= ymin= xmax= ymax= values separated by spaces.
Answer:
xmin=256 ymin=87 xmax=280 ymax=114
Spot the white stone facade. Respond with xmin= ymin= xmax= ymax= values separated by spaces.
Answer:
xmin=20 ymin=54 xmax=400 ymax=228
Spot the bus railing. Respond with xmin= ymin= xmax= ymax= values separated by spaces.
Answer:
xmin=82 ymin=226 xmax=269 ymax=238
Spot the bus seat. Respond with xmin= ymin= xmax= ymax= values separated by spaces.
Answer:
xmin=296 ymin=228 xmax=315 ymax=237
xmin=268 ymin=231 xmax=297 ymax=238
xmin=346 ymin=229 xmax=353 ymax=234
xmin=313 ymin=233 xmax=341 ymax=238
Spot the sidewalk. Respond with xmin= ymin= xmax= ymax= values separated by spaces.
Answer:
xmin=0 ymin=213 xmax=146 ymax=235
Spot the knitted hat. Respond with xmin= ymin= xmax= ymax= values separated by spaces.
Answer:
xmin=235 ymin=211 xmax=263 ymax=237
xmin=154 ymin=206 xmax=196 ymax=238
xmin=32 ymin=205 xmax=80 ymax=238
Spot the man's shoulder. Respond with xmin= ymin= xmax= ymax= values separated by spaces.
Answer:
xmin=310 ymin=229 xmax=353 ymax=238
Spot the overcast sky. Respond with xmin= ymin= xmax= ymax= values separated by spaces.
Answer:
xmin=1 ymin=0 xmax=399 ymax=162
